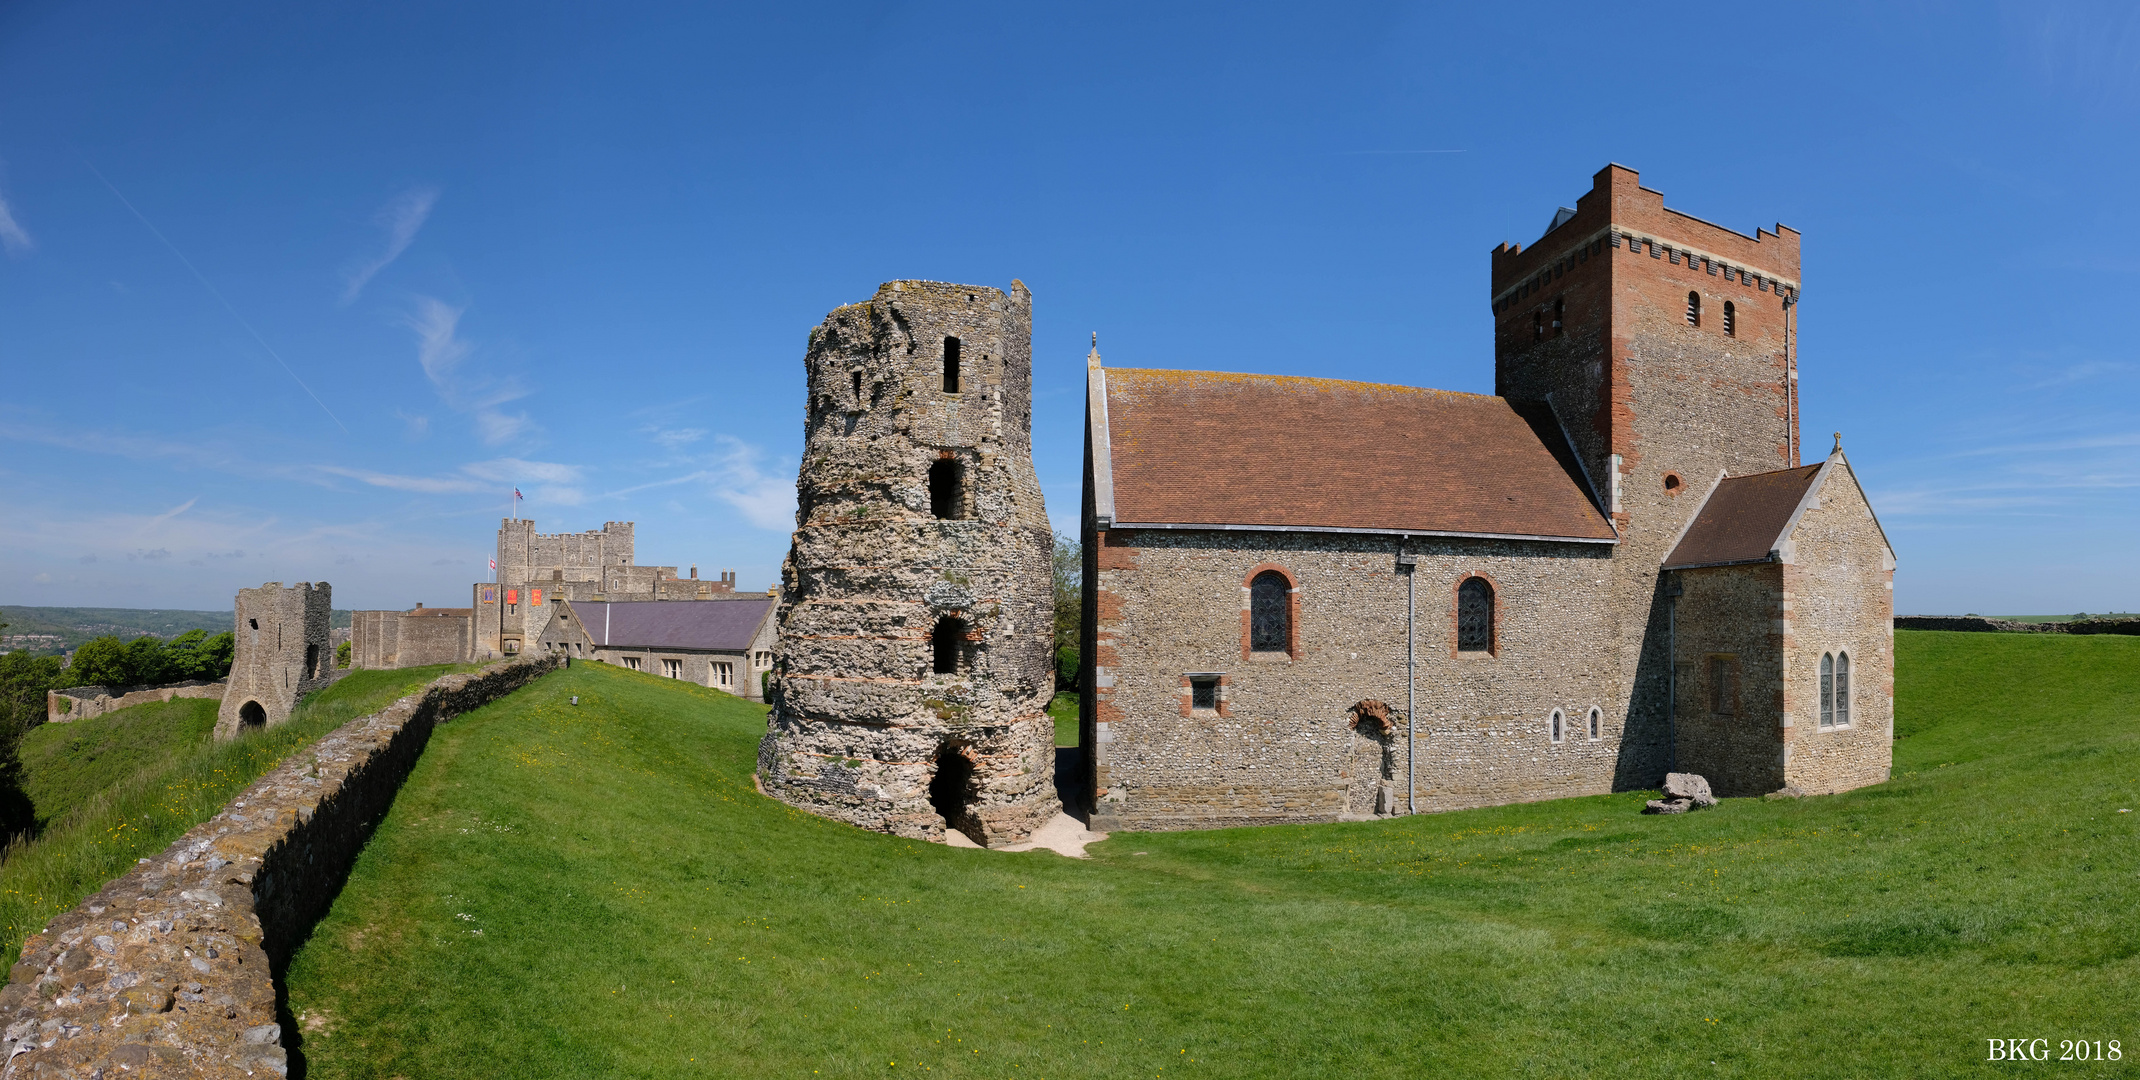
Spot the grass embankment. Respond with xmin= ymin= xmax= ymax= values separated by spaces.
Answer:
xmin=286 ymin=635 xmax=2139 ymax=1078
xmin=0 ymin=664 xmax=478 ymax=963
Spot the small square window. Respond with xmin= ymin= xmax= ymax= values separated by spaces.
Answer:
xmin=1190 ymin=676 xmax=1219 ymax=711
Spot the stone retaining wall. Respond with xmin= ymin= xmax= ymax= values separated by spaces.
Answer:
xmin=47 ymin=681 xmax=228 ymax=725
xmin=1896 ymin=617 xmax=2140 ymax=635
xmin=0 ymin=655 xmax=561 ymax=1077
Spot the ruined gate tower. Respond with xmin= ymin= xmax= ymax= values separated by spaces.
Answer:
xmin=758 ymin=279 xmax=1059 ymax=845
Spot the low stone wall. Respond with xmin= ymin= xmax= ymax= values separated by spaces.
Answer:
xmin=1896 ymin=616 xmax=2140 ymax=635
xmin=0 ymin=655 xmax=561 ymax=1077
xmin=47 ymin=681 xmax=228 ymax=725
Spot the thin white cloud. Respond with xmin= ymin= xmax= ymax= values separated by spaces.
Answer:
xmin=639 ymin=425 xmax=708 ymax=451
xmin=404 ymin=297 xmax=472 ymax=385
xmin=594 ymin=436 xmax=794 ymax=530
xmin=0 ymin=188 xmax=31 ymax=256
xmin=399 ymin=296 xmax=539 ymax=447
xmin=474 ymin=409 xmax=535 ymax=446
xmin=341 ymin=186 xmax=437 ymax=304
xmin=317 ymin=465 xmax=491 ymax=495
xmin=462 ymin=458 xmax=582 ymax=484
xmin=148 ymin=498 xmax=199 ymax=526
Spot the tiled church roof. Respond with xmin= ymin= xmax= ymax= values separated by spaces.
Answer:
xmin=1662 ymin=464 xmax=1825 ymax=569
xmin=1099 ymin=368 xmax=1615 ymax=541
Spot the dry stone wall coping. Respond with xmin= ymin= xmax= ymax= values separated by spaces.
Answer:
xmin=0 ymin=655 xmax=561 ymax=1078
xmin=46 ymin=681 xmax=228 ymax=725
xmin=1895 ymin=616 xmax=2140 ymax=636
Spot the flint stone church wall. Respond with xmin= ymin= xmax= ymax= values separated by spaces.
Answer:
xmin=1777 ymin=465 xmax=1894 ymax=795
xmin=759 ymin=280 xmax=1058 ymax=846
xmin=1089 ymin=529 xmax=1629 ymax=831
xmin=0 ymin=655 xmax=560 ymax=1078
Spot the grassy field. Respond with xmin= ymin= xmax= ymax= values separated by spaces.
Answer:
xmin=0 ymin=664 xmax=477 ymax=962
xmin=283 ymin=634 xmax=2138 ymax=1078
xmin=19 ymin=697 xmax=221 ymax=828
xmin=1047 ymin=690 xmax=1078 ymax=746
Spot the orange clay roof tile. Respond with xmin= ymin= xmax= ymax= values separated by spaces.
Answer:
xmin=1101 ymin=368 xmax=1615 ymax=540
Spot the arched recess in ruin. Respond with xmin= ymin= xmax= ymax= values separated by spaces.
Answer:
xmin=238 ymin=700 xmax=267 ymax=729
xmin=928 ymin=741 xmax=983 ymax=843
xmin=1345 ymin=700 xmax=1399 ymax=818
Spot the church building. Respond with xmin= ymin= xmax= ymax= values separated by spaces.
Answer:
xmin=1079 ymin=164 xmax=1895 ymax=831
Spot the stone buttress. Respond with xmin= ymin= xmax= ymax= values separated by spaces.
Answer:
xmin=758 ymin=279 xmax=1058 ymax=845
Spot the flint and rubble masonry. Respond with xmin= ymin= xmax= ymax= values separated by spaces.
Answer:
xmin=47 ymin=681 xmax=227 ymax=725
xmin=0 ymin=655 xmax=561 ymax=1078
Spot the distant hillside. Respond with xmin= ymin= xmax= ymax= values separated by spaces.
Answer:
xmin=0 ymin=605 xmax=355 ymax=657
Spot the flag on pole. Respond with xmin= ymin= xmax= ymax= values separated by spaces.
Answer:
xmin=514 ymin=488 xmax=523 ymax=499
xmin=489 ymin=557 xmax=497 ymax=571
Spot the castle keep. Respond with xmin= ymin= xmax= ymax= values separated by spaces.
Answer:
xmin=759 ymin=280 xmax=1059 ymax=845
xmin=215 ymin=581 xmax=334 ymax=739
xmin=1081 ymin=165 xmax=1895 ymax=829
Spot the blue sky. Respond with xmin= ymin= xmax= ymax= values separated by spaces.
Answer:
xmin=2 ymin=2 xmax=2135 ymax=615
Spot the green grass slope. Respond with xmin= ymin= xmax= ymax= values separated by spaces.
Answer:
xmin=285 ymin=635 xmax=2139 ymax=1079
xmin=0 ymin=664 xmax=479 ymax=961
xmin=20 ymin=698 xmax=221 ymax=828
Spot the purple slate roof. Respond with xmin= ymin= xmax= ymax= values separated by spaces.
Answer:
xmin=571 ymin=599 xmax=774 ymax=651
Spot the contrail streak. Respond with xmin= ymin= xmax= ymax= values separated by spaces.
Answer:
xmin=85 ymin=161 xmax=350 ymax=434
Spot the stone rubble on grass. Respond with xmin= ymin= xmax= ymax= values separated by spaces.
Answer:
xmin=0 ymin=656 xmax=558 ymax=1078
xmin=1643 ymin=772 xmax=1719 ymax=815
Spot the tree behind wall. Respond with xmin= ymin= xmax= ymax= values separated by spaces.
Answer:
xmin=1052 ymin=532 xmax=1081 ymax=690
xmin=0 ymin=638 xmax=54 ymax=838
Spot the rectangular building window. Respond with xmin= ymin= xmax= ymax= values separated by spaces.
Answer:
xmin=711 ymin=661 xmax=733 ymax=687
xmin=662 ymin=658 xmax=682 ymax=679
xmin=623 ymin=656 xmax=641 ymax=671
xmin=1189 ymin=675 xmax=1219 ymax=711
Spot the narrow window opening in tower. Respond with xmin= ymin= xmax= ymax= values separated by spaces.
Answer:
xmin=851 ymin=370 xmax=863 ymax=405
xmin=1723 ymin=301 xmax=1737 ymax=337
xmin=931 ymin=616 xmax=966 ymax=675
xmin=943 ymin=337 xmax=961 ymax=392
xmin=1686 ymin=292 xmax=1701 ymax=327
xmin=928 ymin=458 xmax=963 ymax=519
xmin=1533 ymin=312 xmax=1543 ymax=341
xmin=305 ymin=644 xmax=319 ymax=680
xmin=1553 ymin=298 xmax=1565 ymax=334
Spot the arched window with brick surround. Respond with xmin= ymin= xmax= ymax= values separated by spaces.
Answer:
xmin=1686 ymin=291 xmax=1701 ymax=327
xmin=1248 ymin=569 xmax=1293 ymax=657
xmin=1723 ymin=300 xmax=1737 ymax=337
xmin=1456 ymin=576 xmax=1495 ymax=654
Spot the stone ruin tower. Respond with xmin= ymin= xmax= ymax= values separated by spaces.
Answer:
xmin=215 ymin=581 xmax=334 ymax=740
xmin=758 ymin=279 xmax=1058 ymax=845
